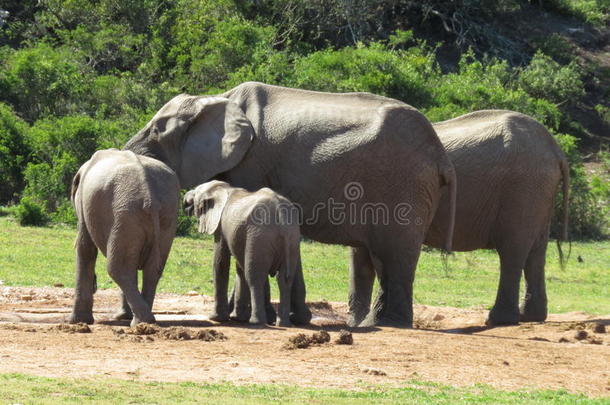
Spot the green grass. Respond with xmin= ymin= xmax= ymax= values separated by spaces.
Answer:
xmin=0 ymin=216 xmax=608 ymax=314
xmin=0 ymin=373 xmax=606 ymax=404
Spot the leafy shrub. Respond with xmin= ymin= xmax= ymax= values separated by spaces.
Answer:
xmin=23 ymin=115 xmax=124 ymax=212
xmin=0 ymin=44 xmax=90 ymax=122
xmin=14 ymin=197 xmax=49 ymax=226
xmin=176 ymin=210 xmax=199 ymax=237
xmin=426 ymin=52 xmax=563 ymax=130
xmin=50 ymin=198 xmax=78 ymax=226
xmin=518 ymin=51 xmax=584 ymax=105
xmin=175 ymin=190 xmax=199 ymax=237
xmin=0 ymin=102 xmax=30 ymax=204
xmin=290 ymin=41 xmax=435 ymax=107
xmin=553 ymin=134 xmax=608 ymax=239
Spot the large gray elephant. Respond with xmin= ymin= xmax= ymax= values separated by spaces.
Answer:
xmin=124 ymin=82 xmax=457 ymax=327
xmin=349 ymin=110 xmax=569 ymax=326
xmin=184 ymin=180 xmax=302 ymax=326
xmin=69 ymin=149 xmax=180 ymax=326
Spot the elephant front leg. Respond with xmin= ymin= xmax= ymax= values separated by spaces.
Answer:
xmin=348 ymin=247 xmax=375 ymax=327
xmin=520 ymin=239 xmax=548 ymax=322
xmin=210 ymin=236 xmax=231 ymax=322
xmin=69 ymin=225 xmax=98 ymax=325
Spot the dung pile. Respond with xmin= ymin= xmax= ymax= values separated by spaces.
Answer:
xmin=283 ymin=329 xmax=351 ymax=349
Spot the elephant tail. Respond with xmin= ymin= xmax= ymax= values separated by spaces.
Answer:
xmin=559 ymin=158 xmax=570 ymax=242
xmin=557 ymin=158 xmax=571 ymax=271
xmin=442 ymin=164 xmax=457 ymax=254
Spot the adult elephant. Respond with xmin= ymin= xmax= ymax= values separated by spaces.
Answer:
xmin=124 ymin=82 xmax=457 ymax=327
xmin=349 ymin=110 xmax=569 ymax=326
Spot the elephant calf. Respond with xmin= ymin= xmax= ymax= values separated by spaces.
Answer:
xmin=184 ymin=180 xmax=302 ymax=326
xmin=69 ymin=149 xmax=179 ymax=326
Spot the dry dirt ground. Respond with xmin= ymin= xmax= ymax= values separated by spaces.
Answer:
xmin=0 ymin=286 xmax=608 ymax=397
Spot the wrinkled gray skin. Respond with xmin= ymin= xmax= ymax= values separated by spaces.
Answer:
xmin=69 ymin=149 xmax=179 ymax=326
xmin=184 ymin=180 xmax=302 ymax=326
xmin=124 ymin=82 xmax=456 ymax=327
xmin=349 ymin=110 xmax=569 ymax=326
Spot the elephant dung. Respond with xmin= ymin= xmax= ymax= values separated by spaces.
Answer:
xmin=335 ymin=330 xmax=353 ymax=345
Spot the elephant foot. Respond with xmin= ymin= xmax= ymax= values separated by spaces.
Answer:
xmin=266 ymin=304 xmax=277 ymax=324
xmin=277 ymin=317 xmax=293 ymax=327
xmin=358 ymin=304 xmax=413 ymax=328
xmin=209 ymin=312 xmax=230 ymax=322
xmin=112 ymin=310 xmax=133 ymax=321
xmin=248 ymin=317 xmax=268 ymax=327
xmin=130 ymin=315 xmax=156 ymax=327
xmin=289 ymin=307 xmax=312 ymax=326
xmin=486 ymin=308 xmax=520 ymax=326
xmin=519 ymin=306 xmax=547 ymax=323
xmin=347 ymin=310 xmax=367 ymax=328
xmin=68 ymin=311 xmax=94 ymax=325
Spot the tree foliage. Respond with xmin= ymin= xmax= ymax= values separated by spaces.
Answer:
xmin=0 ymin=0 xmax=607 ymax=237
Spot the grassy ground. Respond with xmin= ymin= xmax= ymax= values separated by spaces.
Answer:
xmin=0 ymin=216 xmax=608 ymax=314
xmin=0 ymin=374 xmax=606 ymax=405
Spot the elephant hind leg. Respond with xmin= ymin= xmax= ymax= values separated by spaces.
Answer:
xmin=487 ymin=244 xmax=530 ymax=326
xmin=69 ymin=224 xmax=98 ymax=325
xmin=520 ymin=235 xmax=549 ymax=322
xmin=106 ymin=245 xmax=155 ymax=327
xmin=360 ymin=243 xmax=420 ymax=328
xmin=348 ymin=246 xmax=376 ymax=327
xmin=112 ymin=274 xmax=134 ymax=321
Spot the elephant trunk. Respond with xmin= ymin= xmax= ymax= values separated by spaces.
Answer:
xmin=441 ymin=164 xmax=457 ymax=254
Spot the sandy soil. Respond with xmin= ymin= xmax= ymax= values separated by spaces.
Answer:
xmin=0 ymin=286 xmax=608 ymax=397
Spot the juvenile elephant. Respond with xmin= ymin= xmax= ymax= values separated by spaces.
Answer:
xmin=184 ymin=180 xmax=301 ymax=326
xmin=69 ymin=149 xmax=179 ymax=326
xmin=124 ymin=82 xmax=456 ymax=327
xmin=349 ymin=110 xmax=569 ymax=326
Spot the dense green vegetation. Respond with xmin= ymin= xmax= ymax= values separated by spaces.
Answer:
xmin=2 ymin=373 xmax=606 ymax=404
xmin=1 ymin=217 xmax=608 ymax=314
xmin=0 ymin=0 xmax=608 ymax=238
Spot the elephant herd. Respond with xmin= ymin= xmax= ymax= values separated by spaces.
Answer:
xmin=68 ymin=82 xmax=569 ymax=329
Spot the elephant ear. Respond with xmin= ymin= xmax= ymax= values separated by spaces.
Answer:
xmin=196 ymin=185 xmax=229 ymax=235
xmin=178 ymin=96 xmax=254 ymax=188
xmin=124 ymin=94 xmax=254 ymax=188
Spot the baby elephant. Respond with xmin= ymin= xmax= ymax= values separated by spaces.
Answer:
xmin=184 ymin=180 xmax=302 ymax=326
xmin=69 ymin=149 xmax=179 ymax=326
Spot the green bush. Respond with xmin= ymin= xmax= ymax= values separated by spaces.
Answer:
xmin=50 ymin=198 xmax=78 ymax=226
xmin=553 ymin=133 xmax=608 ymax=240
xmin=14 ymin=197 xmax=49 ymax=226
xmin=290 ymin=41 xmax=435 ymax=108
xmin=23 ymin=115 xmax=124 ymax=212
xmin=518 ymin=51 xmax=584 ymax=105
xmin=0 ymin=44 xmax=90 ymax=122
xmin=0 ymin=102 xmax=30 ymax=204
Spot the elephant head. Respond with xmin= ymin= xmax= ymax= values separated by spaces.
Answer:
xmin=125 ymin=95 xmax=254 ymax=188
xmin=184 ymin=180 xmax=230 ymax=235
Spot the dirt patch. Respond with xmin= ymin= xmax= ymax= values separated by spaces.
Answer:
xmin=0 ymin=286 xmax=609 ymax=397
